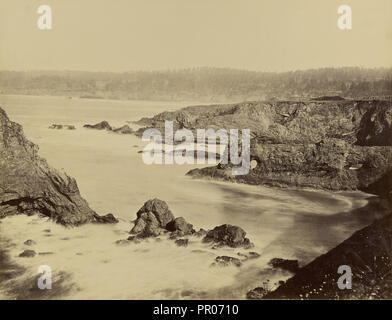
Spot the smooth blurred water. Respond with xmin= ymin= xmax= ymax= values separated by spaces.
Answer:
xmin=0 ymin=95 xmax=377 ymax=299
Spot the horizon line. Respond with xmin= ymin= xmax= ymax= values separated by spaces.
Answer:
xmin=1 ymin=65 xmax=392 ymax=75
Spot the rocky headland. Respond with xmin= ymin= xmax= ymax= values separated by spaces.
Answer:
xmin=0 ymin=107 xmax=118 ymax=225
xmin=136 ymin=99 xmax=392 ymax=196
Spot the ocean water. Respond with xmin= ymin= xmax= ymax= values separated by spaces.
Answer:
xmin=0 ymin=94 xmax=377 ymax=299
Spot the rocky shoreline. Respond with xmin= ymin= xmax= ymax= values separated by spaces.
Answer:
xmin=1 ymin=98 xmax=392 ymax=299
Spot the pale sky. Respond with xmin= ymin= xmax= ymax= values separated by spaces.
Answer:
xmin=0 ymin=0 xmax=391 ymax=72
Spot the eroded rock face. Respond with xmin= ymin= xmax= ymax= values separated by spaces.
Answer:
xmin=0 ymin=107 xmax=117 ymax=225
xmin=203 ymin=224 xmax=253 ymax=248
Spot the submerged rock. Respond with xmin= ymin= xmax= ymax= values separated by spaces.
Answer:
xmin=203 ymin=224 xmax=253 ymax=248
xmin=238 ymin=251 xmax=261 ymax=261
xmin=174 ymin=239 xmax=189 ymax=247
xmin=23 ymin=239 xmax=36 ymax=246
xmin=83 ymin=121 xmax=112 ymax=131
xmin=0 ymin=107 xmax=118 ymax=225
xmin=49 ymin=124 xmax=75 ymax=130
xmin=19 ymin=250 xmax=36 ymax=258
xmin=212 ymin=256 xmax=242 ymax=267
xmin=268 ymin=258 xmax=300 ymax=273
xmin=115 ymin=239 xmax=130 ymax=246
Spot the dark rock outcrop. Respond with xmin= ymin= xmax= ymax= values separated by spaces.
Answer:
xmin=0 ymin=107 xmax=117 ymax=225
xmin=268 ymin=258 xmax=300 ymax=273
xmin=19 ymin=250 xmax=36 ymax=258
xmin=83 ymin=121 xmax=112 ymax=131
xmin=260 ymin=213 xmax=392 ymax=299
xmin=130 ymin=199 xmax=195 ymax=238
xmin=203 ymin=224 xmax=253 ymax=248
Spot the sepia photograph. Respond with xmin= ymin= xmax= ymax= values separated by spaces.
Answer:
xmin=0 ymin=0 xmax=391 ymax=307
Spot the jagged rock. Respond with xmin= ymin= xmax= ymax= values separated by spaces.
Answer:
xmin=127 ymin=236 xmax=142 ymax=244
xmin=19 ymin=250 xmax=36 ymax=258
xmin=23 ymin=239 xmax=36 ymax=246
xmin=174 ymin=239 xmax=189 ymax=247
xmin=130 ymin=198 xmax=173 ymax=236
xmin=93 ymin=213 xmax=118 ymax=224
xmin=136 ymin=199 xmax=174 ymax=227
xmin=203 ymin=224 xmax=253 ymax=248
xmin=115 ymin=239 xmax=130 ymax=246
xmin=113 ymin=125 xmax=134 ymax=134
xmin=238 ymin=251 xmax=261 ymax=261
xmin=83 ymin=121 xmax=112 ymax=131
xmin=129 ymin=199 xmax=199 ymax=240
xmin=166 ymin=217 xmax=194 ymax=235
xmin=131 ymin=211 xmax=162 ymax=237
xmin=212 ymin=256 xmax=242 ymax=267
xmin=268 ymin=258 xmax=300 ymax=273
xmin=0 ymin=107 xmax=117 ymax=225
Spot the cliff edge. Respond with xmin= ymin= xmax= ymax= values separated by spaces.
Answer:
xmin=0 ymin=107 xmax=116 ymax=225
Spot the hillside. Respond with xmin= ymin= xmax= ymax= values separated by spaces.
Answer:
xmin=1 ymin=67 xmax=391 ymax=102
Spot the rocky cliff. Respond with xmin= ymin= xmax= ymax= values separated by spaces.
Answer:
xmin=261 ymin=212 xmax=392 ymax=299
xmin=137 ymin=99 xmax=392 ymax=196
xmin=0 ymin=107 xmax=117 ymax=225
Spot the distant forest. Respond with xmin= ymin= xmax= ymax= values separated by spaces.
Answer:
xmin=1 ymin=67 xmax=391 ymax=102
